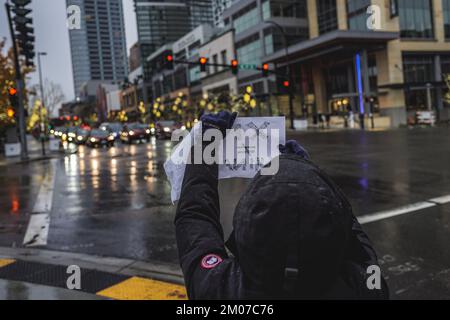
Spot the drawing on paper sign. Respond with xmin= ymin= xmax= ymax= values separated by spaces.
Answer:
xmin=164 ymin=116 xmax=286 ymax=203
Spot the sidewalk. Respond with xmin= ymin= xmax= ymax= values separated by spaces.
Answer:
xmin=0 ymin=248 xmax=187 ymax=300
xmin=0 ymin=135 xmax=59 ymax=167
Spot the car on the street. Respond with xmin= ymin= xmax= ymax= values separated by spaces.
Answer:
xmin=155 ymin=120 xmax=180 ymax=139
xmin=120 ymin=123 xmax=152 ymax=144
xmin=66 ymin=127 xmax=78 ymax=143
xmin=75 ymin=128 xmax=90 ymax=145
xmin=86 ymin=129 xmax=115 ymax=148
xmin=53 ymin=127 xmax=67 ymax=139
xmin=100 ymin=122 xmax=123 ymax=140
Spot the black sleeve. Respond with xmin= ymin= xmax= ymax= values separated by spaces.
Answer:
xmin=345 ymin=216 xmax=390 ymax=299
xmin=348 ymin=216 xmax=379 ymax=265
xmin=174 ymin=154 xmax=232 ymax=299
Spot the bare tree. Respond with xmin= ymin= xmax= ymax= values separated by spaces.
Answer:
xmin=31 ymin=79 xmax=66 ymax=117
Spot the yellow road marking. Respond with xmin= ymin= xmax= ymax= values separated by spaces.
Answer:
xmin=0 ymin=259 xmax=15 ymax=268
xmin=96 ymin=276 xmax=187 ymax=300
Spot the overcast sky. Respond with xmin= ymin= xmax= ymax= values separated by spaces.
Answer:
xmin=0 ymin=0 xmax=138 ymax=102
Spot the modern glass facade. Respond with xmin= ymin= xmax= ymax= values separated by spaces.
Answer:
xmin=398 ymin=0 xmax=434 ymax=39
xmin=232 ymin=3 xmax=260 ymax=34
xmin=236 ymin=34 xmax=262 ymax=65
xmin=67 ymin=0 xmax=128 ymax=95
xmin=317 ymin=0 xmax=338 ymax=35
xmin=444 ymin=0 xmax=450 ymax=39
xmin=347 ymin=0 xmax=371 ymax=30
xmin=135 ymin=0 xmax=213 ymax=79
xmin=403 ymin=53 xmax=436 ymax=111
xmin=212 ymin=0 xmax=238 ymax=27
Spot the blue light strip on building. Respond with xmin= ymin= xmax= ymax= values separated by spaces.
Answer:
xmin=356 ymin=53 xmax=365 ymax=114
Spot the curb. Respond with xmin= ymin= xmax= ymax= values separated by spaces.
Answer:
xmin=0 ymin=247 xmax=186 ymax=300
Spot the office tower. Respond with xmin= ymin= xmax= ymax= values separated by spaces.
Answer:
xmin=67 ymin=0 xmax=128 ymax=96
xmin=134 ymin=0 xmax=213 ymax=61
xmin=212 ymin=0 xmax=238 ymax=27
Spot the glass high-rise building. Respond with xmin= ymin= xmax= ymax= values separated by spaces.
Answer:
xmin=134 ymin=0 xmax=213 ymax=62
xmin=67 ymin=0 xmax=128 ymax=96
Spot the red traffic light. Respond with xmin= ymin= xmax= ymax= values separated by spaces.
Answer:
xmin=166 ymin=54 xmax=173 ymax=62
xmin=263 ymin=63 xmax=269 ymax=71
xmin=283 ymin=80 xmax=290 ymax=87
xmin=199 ymin=57 xmax=208 ymax=72
xmin=73 ymin=116 xmax=79 ymax=121
xmin=9 ymin=88 xmax=17 ymax=96
xmin=231 ymin=59 xmax=239 ymax=75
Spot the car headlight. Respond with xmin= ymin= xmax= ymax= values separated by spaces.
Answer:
xmin=181 ymin=126 xmax=186 ymax=130
xmin=129 ymin=131 xmax=135 ymax=136
xmin=108 ymin=136 xmax=114 ymax=141
xmin=62 ymin=134 xmax=67 ymax=140
xmin=69 ymin=133 xmax=76 ymax=138
xmin=145 ymin=129 xmax=150 ymax=134
xmin=150 ymin=128 xmax=155 ymax=134
xmin=90 ymin=138 xmax=97 ymax=143
xmin=77 ymin=136 xmax=83 ymax=141
xmin=163 ymin=127 xmax=170 ymax=133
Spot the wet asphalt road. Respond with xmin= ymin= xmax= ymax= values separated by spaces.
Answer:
xmin=1 ymin=127 xmax=450 ymax=299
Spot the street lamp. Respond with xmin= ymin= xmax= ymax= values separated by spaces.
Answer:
xmin=38 ymin=52 xmax=48 ymax=156
xmin=265 ymin=20 xmax=295 ymax=130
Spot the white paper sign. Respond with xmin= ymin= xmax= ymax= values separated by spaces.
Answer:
xmin=164 ymin=117 xmax=286 ymax=203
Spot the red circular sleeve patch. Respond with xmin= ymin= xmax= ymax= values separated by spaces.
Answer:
xmin=201 ymin=254 xmax=223 ymax=269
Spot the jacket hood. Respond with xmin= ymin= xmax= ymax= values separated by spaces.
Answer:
xmin=232 ymin=155 xmax=353 ymax=298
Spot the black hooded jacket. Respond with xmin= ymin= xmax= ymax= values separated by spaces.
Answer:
xmin=175 ymin=154 xmax=389 ymax=299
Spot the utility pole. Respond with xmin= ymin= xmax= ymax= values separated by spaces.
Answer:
xmin=38 ymin=52 xmax=47 ymax=156
xmin=5 ymin=1 xmax=28 ymax=160
xmin=265 ymin=21 xmax=295 ymax=130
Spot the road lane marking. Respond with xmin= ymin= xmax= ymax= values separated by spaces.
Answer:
xmin=23 ymin=214 xmax=51 ymax=247
xmin=358 ymin=201 xmax=436 ymax=225
xmin=358 ymin=193 xmax=450 ymax=225
xmin=23 ymin=160 xmax=57 ymax=247
xmin=428 ymin=194 xmax=450 ymax=205
xmin=96 ymin=276 xmax=187 ymax=300
xmin=0 ymin=259 xmax=15 ymax=268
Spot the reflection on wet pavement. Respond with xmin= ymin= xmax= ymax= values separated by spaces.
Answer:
xmin=1 ymin=128 xmax=450 ymax=299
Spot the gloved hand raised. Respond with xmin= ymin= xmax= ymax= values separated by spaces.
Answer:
xmin=200 ymin=110 xmax=238 ymax=137
xmin=279 ymin=140 xmax=310 ymax=160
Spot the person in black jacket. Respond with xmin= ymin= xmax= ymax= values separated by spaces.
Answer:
xmin=175 ymin=111 xmax=389 ymax=300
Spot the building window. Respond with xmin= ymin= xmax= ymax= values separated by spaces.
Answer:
xmin=347 ymin=0 xmax=371 ymax=31
xmin=236 ymin=34 xmax=262 ymax=65
xmin=213 ymin=54 xmax=219 ymax=73
xmin=262 ymin=0 xmax=271 ymax=20
xmin=444 ymin=0 xmax=450 ymax=39
xmin=398 ymin=0 xmax=434 ymax=39
xmin=233 ymin=3 xmax=260 ymax=34
xmin=317 ymin=0 xmax=338 ymax=35
xmin=403 ymin=54 xmax=434 ymax=84
xmin=263 ymin=0 xmax=308 ymax=19
xmin=442 ymin=55 xmax=450 ymax=75
xmin=221 ymin=50 xmax=228 ymax=71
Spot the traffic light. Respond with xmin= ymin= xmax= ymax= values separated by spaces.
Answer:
xmin=12 ymin=0 xmax=35 ymax=67
xmin=7 ymin=108 xmax=15 ymax=118
xmin=165 ymin=54 xmax=174 ymax=70
xmin=8 ymin=87 xmax=19 ymax=109
xmin=262 ymin=63 xmax=269 ymax=77
xmin=283 ymin=80 xmax=290 ymax=88
xmin=231 ymin=59 xmax=239 ymax=75
xmin=199 ymin=57 xmax=208 ymax=72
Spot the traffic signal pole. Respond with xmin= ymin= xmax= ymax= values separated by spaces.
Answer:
xmin=6 ymin=2 xmax=28 ymax=160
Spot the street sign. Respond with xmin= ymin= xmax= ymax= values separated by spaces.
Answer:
xmin=239 ymin=64 xmax=258 ymax=70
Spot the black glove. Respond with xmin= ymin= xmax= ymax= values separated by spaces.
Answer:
xmin=279 ymin=140 xmax=310 ymax=160
xmin=200 ymin=110 xmax=238 ymax=136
